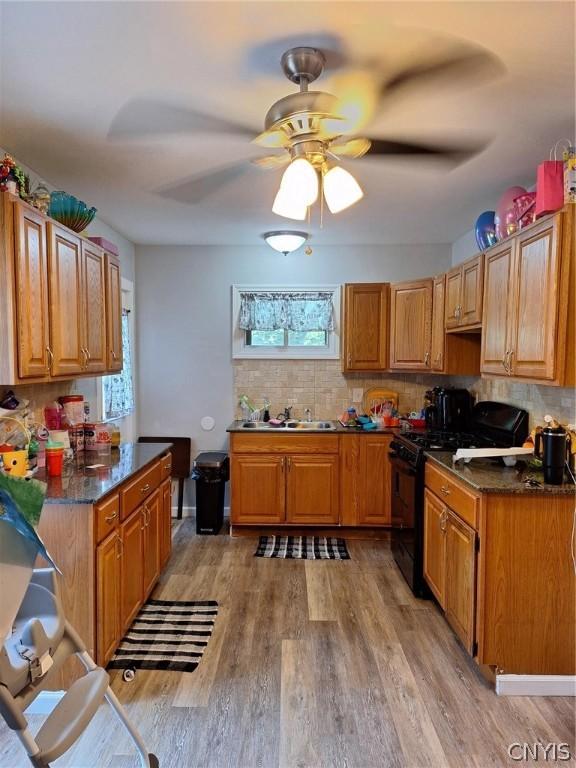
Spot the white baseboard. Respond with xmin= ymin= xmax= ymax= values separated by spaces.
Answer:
xmin=496 ymin=675 xmax=576 ymax=696
xmin=25 ymin=690 xmax=65 ymax=714
xmin=172 ymin=506 xmax=230 ymax=519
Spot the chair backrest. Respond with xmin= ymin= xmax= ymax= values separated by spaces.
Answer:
xmin=137 ymin=436 xmax=192 ymax=479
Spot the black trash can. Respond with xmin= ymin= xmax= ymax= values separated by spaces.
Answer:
xmin=192 ymin=452 xmax=229 ymax=535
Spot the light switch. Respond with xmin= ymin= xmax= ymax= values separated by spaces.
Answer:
xmin=352 ymin=388 xmax=363 ymax=403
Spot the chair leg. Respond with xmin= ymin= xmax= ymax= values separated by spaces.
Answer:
xmin=177 ymin=479 xmax=184 ymax=520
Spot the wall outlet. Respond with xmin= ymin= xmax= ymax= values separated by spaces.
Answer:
xmin=352 ymin=388 xmax=363 ymax=403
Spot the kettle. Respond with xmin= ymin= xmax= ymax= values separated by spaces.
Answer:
xmin=534 ymin=416 xmax=570 ymax=485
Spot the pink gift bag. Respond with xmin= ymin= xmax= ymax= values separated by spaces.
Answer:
xmin=535 ymin=141 xmax=568 ymax=217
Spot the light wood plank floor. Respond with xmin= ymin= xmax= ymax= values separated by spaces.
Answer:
xmin=1 ymin=521 xmax=573 ymax=767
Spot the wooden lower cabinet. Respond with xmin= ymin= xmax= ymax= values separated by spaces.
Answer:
xmin=231 ymin=455 xmax=286 ymax=524
xmin=142 ymin=489 xmax=161 ymax=597
xmin=444 ymin=510 xmax=476 ymax=654
xmin=160 ymin=478 xmax=173 ymax=568
xmin=120 ymin=507 xmax=144 ymax=632
xmin=340 ymin=435 xmax=392 ymax=526
xmin=96 ymin=531 xmax=121 ymax=666
xmin=286 ymin=455 xmax=339 ymax=524
xmin=423 ymin=489 xmax=447 ymax=608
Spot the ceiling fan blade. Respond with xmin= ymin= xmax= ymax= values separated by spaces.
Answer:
xmin=109 ymin=98 xmax=255 ymax=141
xmin=324 ymin=70 xmax=380 ymax=135
xmin=382 ymin=47 xmax=504 ymax=98
xmin=155 ymin=161 xmax=255 ymax=205
xmin=328 ymin=137 xmax=372 ymax=159
xmin=251 ymin=153 xmax=291 ymax=170
xmin=363 ymin=138 xmax=487 ymax=165
xmin=253 ymin=129 xmax=290 ymax=149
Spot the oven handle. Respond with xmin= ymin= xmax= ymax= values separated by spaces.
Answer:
xmin=388 ymin=454 xmax=416 ymax=477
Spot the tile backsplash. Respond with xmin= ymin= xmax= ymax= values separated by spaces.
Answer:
xmin=233 ymin=360 xmax=576 ymax=428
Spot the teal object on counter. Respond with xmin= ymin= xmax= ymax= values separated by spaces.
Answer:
xmin=49 ymin=191 xmax=97 ymax=233
xmin=357 ymin=416 xmax=377 ymax=430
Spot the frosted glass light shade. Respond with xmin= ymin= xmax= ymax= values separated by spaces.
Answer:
xmin=280 ymin=158 xmax=319 ymax=205
xmin=264 ymin=231 xmax=308 ymax=254
xmin=323 ymin=166 xmax=364 ymax=213
xmin=272 ymin=186 xmax=307 ymax=220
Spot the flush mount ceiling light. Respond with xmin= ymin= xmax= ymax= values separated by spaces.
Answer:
xmin=263 ymin=230 xmax=308 ymax=255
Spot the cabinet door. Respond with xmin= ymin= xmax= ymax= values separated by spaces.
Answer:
xmin=460 ymin=254 xmax=484 ymax=327
xmin=47 ymin=223 xmax=85 ymax=376
xmin=342 ymin=283 xmax=389 ymax=371
xmin=143 ymin=489 xmax=160 ymax=597
xmin=480 ymin=242 xmax=515 ymax=376
xmin=431 ymin=275 xmax=446 ymax=372
xmin=105 ymin=254 xmax=123 ymax=372
xmin=13 ymin=203 xmax=51 ymax=379
xmin=445 ymin=510 xmax=476 ymax=654
xmin=96 ymin=531 xmax=121 ymax=666
xmin=444 ymin=267 xmax=462 ymax=329
xmin=389 ymin=279 xmax=433 ymax=370
xmin=81 ymin=242 xmax=107 ymax=373
xmin=357 ymin=435 xmax=392 ymax=525
xmin=510 ymin=218 xmax=561 ymax=380
xmin=423 ymin=489 xmax=446 ymax=608
xmin=231 ymin=455 xmax=286 ymax=524
xmin=286 ymin=455 xmax=339 ymax=524
xmin=120 ymin=508 xmax=144 ymax=631
xmin=160 ymin=478 xmax=172 ymax=569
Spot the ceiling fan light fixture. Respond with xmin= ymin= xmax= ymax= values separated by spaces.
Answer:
xmin=272 ymin=186 xmax=308 ymax=220
xmin=280 ymin=157 xmax=319 ymax=205
xmin=263 ymin=230 xmax=308 ymax=255
xmin=323 ymin=166 xmax=364 ymax=214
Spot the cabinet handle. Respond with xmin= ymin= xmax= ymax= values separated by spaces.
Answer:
xmin=86 ymin=347 xmax=91 ymax=361
xmin=81 ymin=347 xmax=88 ymax=369
xmin=115 ymin=535 xmax=123 ymax=560
xmin=440 ymin=485 xmax=451 ymax=496
xmin=281 ymin=457 xmax=285 ymax=473
xmin=507 ymin=350 xmax=513 ymax=376
xmin=140 ymin=483 xmax=151 ymax=494
xmin=440 ymin=509 xmax=447 ymax=532
xmin=347 ymin=353 xmax=352 ymax=367
xmin=287 ymin=456 xmax=292 ymax=471
xmin=111 ymin=350 xmax=117 ymax=361
xmin=105 ymin=511 xmax=118 ymax=523
xmin=164 ymin=463 xmax=171 ymax=471
xmin=424 ymin=351 xmax=430 ymax=367
xmin=501 ymin=354 xmax=508 ymax=373
xmin=46 ymin=345 xmax=54 ymax=371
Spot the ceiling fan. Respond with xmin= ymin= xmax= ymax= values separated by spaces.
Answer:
xmin=109 ymin=41 xmax=499 ymax=214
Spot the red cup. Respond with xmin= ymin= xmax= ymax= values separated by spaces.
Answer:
xmin=46 ymin=447 xmax=64 ymax=477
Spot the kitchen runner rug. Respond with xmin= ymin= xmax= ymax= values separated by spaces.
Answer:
xmin=255 ymin=535 xmax=350 ymax=560
xmin=108 ymin=599 xmax=218 ymax=673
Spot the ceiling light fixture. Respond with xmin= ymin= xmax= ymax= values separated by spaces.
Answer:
xmin=263 ymin=230 xmax=308 ymax=255
xmin=280 ymin=157 xmax=319 ymax=206
xmin=272 ymin=186 xmax=308 ymax=220
xmin=323 ymin=165 xmax=364 ymax=213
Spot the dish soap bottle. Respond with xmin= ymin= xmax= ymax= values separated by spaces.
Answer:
xmin=262 ymin=397 xmax=271 ymax=423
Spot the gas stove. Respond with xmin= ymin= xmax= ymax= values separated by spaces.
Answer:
xmin=399 ymin=429 xmax=497 ymax=452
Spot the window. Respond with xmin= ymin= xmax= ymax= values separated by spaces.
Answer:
xmin=232 ymin=285 xmax=340 ymax=359
xmin=102 ymin=310 xmax=134 ymax=420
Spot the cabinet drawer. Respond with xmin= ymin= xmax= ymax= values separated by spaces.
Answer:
xmin=160 ymin=452 xmax=172 ymax=480
xmin=96 ymin=493 xmax=120 ymax=544
xmin=121 ymin=460 xmax=162 ymax=521
xmin=425 ymin=462 xmax=479 ymax=530
xmin=230 ymin=433 xmax=339 ymax=454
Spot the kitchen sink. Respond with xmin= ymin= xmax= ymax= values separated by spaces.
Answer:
xmin=240 ymin=421 xmax=273 ymax=429
xmin=239 ymin=420 xmax=336 ymax=431
xmin=286 ymin=421 xmax=336 ymax=430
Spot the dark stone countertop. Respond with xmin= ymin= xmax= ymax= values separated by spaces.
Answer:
xmin=425 ymin=451 xmax=576 ymax=495
xmin=227 ymin=420 xmax=399 ymax=435
xmin=36 ymin=442 xmax=172 ymax=504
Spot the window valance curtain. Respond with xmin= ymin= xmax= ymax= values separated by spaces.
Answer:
xmin=238 ymin=291 xmax=334 ymax=332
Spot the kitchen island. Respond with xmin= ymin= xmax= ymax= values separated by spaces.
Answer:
xmin=36 ymin=442 xmax=173 ymax=688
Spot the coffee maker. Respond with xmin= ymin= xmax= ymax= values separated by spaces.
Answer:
xmin=534 ymin=417 xmax=570 ymax=485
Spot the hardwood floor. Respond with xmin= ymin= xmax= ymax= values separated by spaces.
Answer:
xmin=0 ymin=521 xmax=573 ymax=767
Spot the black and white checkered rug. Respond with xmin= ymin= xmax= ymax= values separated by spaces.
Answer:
xmin=255 ymin=535 xmax=350 ymax=560
xmin=107 ymin=599 xmax=218 ymax=673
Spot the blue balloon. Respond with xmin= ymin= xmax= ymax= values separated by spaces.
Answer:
xmin=474 ymin=210 xmax=497 ymax=250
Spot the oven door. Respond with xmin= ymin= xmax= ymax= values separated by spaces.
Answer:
xmin=389 ymin=454 xmax=416 ymax=550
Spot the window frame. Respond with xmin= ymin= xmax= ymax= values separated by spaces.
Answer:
xmin=232 ymin=284 xmax=341 ymax=360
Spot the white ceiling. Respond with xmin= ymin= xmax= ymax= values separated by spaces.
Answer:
xmin=0 ymin=1 xmax=574 ymax=246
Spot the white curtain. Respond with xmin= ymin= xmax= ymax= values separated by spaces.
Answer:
xmin=238 ymin=291 xmax=334 ymax=332
xmin=103 ymin=311 xmax=134 ymax=419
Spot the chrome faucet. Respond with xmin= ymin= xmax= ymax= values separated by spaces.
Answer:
xmin=279 ymin=406 xmax=293 ymax=421
xmin=304 ymin=408 xmax=313 ymax=422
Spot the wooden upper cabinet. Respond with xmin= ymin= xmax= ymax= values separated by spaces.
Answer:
xmin=509 ymin=218 xmax=561 ymax=380
xmin=342 ymin=283 xmax=389 ymax=372
xmin=445 ymin=254 xmax=484 ymax=330
xmin=81 ymin=242 xmax=107 ymax=374
xmin=13 ymin=202 xmax=51 ymax=379
xmin=47 ymin=223 xmax=85 ymax=377
xmin=423 ymin=488 xmax=447 ymax=608
xmin=431 ymin=275 xmax=446 ymax=372
xmin=105 ymin=253 xmax=123 ymax=372
xmin=481 ymin=242 xmax=515 ymax=376
xmin=389 ymin=278 xmax=433 ymax=370
xmin=286 ymin=454 xmax=339 ymax=525
xmin=444 ymin=510 xmax=476 ymax=654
